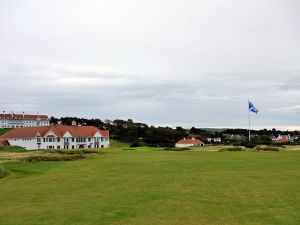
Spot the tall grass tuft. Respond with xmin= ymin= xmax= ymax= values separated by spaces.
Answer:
xmin=23 ymin=154 xmax=87 ymax=162
xmin=164 ymin=147 xmax=190 ymax=151
xmin=0 ymin=166 xmax=7 ymax=178
xmin=46 ymin=149 xmax=100 ymax=155
xmin=256 ymin=146 xmax=281 ymax=152
xmin=219 ymin=147 xmax=243 ymax=152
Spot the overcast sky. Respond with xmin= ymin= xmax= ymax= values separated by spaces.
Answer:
xmin=0 ymin=0 xmax=300 ymax=130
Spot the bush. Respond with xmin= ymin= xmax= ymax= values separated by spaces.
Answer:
xmin=219 ymin=147 xmax=243 ymax=152
xmin=130 ymin=142 xmax=142 ymax=148
xmin=244 ymin=142 xmax=257 ymax=149
xmin=23 ymin=154 xmax=87 ymax=162
xmin=46 ymin=149 xmax=100 ymax=155
xmin=164 ymin=147 xmax=190 ymax=151
xmin=0 ymin=166 xmax=7 ymax=179
xmin=256 ymin=146 xmax=280 ymax=152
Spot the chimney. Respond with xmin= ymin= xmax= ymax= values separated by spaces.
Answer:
xmin=71 ymin=120 xmax=77 ymax=126
xmin=22 ymin=111 xmax=25 ymax=118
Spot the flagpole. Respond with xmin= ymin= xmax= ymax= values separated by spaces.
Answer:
xmin=248 ymin=100 xmax=251 ymax=141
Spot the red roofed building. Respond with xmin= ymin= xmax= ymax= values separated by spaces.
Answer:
xmin=175 ymin=137 xmax=204 ymax=147
xmin=0 ymin=112 xmax=49 ymax=128
xmin=273 ymin=134 xmax=290 ymax=143
xmin=0 ymin=125 xmax=109 ymax=150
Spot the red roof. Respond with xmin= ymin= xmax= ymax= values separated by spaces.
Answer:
xmin=275 ymin=138 xmax=289 ymax=143
xmin=0 ymin=113 xmax=48 ymax=120
xmin=0 ymin=125 xmax=109 ymax=139
xmin=176 ymin=138 xmax=204 ymax=145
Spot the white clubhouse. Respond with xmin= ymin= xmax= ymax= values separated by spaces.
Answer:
xmin=0 ymin=125 xmax=109 ymax=150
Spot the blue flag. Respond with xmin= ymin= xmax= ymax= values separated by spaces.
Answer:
xmin=248 ymin=100 xmax=258 ymax=114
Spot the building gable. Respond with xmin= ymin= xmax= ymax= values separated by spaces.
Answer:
xmin=93 ymin=131 xmax=102 ymax=137
xmin=63 ymin=131 xmax=73 ymax=138
xmin=44 ymin=130 xmax=57 ymax=137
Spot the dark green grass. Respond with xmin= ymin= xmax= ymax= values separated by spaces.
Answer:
xmin=0 ymin=146 xmax=27 ymax=152
xmin=0 ymin=128 xmax=11 ymax=135
xmin=0 ymin=149 xmax=299 ymax=225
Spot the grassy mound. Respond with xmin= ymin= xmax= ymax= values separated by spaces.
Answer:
xmin=46 ymin=149 xmax=100 ymax=154
xmin=256 ymin=146 xmax=281 ymax=152
xmin=219 ymin=147 xmax=243 ymax=152
xmin=164 ymin=147 xmax=190 ymax=151
xmin=23 ymin=154 xmax=87 ymax=162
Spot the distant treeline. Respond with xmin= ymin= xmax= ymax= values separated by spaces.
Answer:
xmin=50 ymin=117 xmax=186 ymax=147
xmin=50 ymin=117 xmax=300 ymax=147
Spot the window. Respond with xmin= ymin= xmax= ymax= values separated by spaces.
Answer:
xmin=72 ymin=145 xmax=75 ymax=149
xmin=57 ymin=146 xmax=60 ymax=149
xmin=57 ymin=138 xmax=60 ymax=142
xmin=72 ymin=138 xmax=74 ymax=142
xmin=88 ymin=138 xmax=91 ymax=142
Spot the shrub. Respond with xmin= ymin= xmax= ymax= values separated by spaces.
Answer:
xmin=219 ymin=147 xmax=243 ymax=152
xmin=23 ymin=154 xmax=87 ymax=162
xmin=164 ymin=147 xmax=190 ymax=151
xmin=256 ymin=146 xmax=280 ymax=152
xmin=122 ymin=148 xmax=135 ymax=151
xmin=46 ymin=149 xmax=100 ymax=155
xmin=130 ymin=142 xmax=142 ymax=148
xmin=245 ymin=142 xmax=257 ymax=148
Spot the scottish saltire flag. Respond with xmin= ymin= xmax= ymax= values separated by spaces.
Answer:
xmin=248 ymin=100 xmax=258 ymax=114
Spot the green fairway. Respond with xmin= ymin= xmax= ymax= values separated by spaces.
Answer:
xmin=0 ymin=146 xmax=299 ymax=225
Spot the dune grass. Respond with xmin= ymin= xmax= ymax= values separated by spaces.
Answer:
xmin=0 ymin=145 xmax=299 ymax=225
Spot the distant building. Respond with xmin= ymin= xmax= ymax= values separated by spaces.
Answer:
xmin=273 ymin=134 xmax=290 ymax=143
xmin=223 ymin=134 xmax=246 ymax=141
xmin=175 ymin=137 xmax=204 ymax=147
xmin=207 ymin=137 xmax=222 ymax=143
xmin=0 ymin=112 xmax=49 ymax=128
xmin=0 ymin=125 xmax=109 ymax=150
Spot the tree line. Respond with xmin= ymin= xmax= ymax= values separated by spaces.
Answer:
xmin=50 ymin=117 xmax=300 ymax=147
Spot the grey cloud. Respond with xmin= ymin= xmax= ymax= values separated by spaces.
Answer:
xmin=0 ymin=0 xmax=300 ymax=129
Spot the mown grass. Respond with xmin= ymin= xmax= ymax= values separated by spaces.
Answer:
xmin=0 ymin=144 xmax=299 ymax=225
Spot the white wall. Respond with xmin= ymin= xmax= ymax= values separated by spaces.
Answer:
xmin=7 ymin=137 xmax=110 ymax=150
